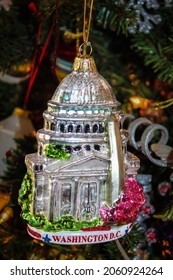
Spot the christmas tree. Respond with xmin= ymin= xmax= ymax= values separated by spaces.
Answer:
xmin=0 ymin=0 xmax=173 ymax=260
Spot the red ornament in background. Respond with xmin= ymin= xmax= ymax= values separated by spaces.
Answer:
xmin=158 ymin=182 xmax=172 ymax=196
xmin=145 ymin=228 xmax=157 ymax=244
xmin=28 ymin=2 xmax=38 ymax=15
xmin=142 ymin=202 xmax=155 ymax=216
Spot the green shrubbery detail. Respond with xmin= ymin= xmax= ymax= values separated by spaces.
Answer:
xmin=18 ymin=173 xmax=102 ymax=231
xmin=45 ymin=144 xmax=71 ymax=159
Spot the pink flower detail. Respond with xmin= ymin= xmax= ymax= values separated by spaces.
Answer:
xmin=99 ymin=178 xmax=146 ymax=224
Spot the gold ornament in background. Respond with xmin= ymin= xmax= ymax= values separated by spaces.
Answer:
xmin=0 ymin=207 xmax=13 ymax=224
xmin=0 ymin=60 xmax=32 ymax=84
xmin=10 ymin=60 xmax=32 ymax=76
xmin=0 ymin=192 xmax=13 ymax=224
xmin=130 ymin=96 xmax=149 ymax=109
xmin=0 ymin=192 xmax=10 ymax=212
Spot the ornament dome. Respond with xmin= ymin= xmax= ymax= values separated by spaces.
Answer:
xmin=51 ymin=56 xmax=116 ymax=106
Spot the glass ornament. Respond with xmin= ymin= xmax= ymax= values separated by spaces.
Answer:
xmin=18 ymin=52 xmax=145 ymax=245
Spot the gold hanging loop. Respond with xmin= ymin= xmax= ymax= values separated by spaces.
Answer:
xmin=79 ymin=42 xmax=93 ymax=56
xmin=81 ymin=0 xmax=94 ymax=56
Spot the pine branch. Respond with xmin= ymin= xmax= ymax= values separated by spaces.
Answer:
xmin=131 ymin=34 xmax=173 ymax=83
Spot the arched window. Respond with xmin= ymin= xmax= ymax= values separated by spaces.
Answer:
xmin=85 ymin=145 xmax=91 ymax=151
xmin=93 ymin=124 xmax=99 ymax=133
xmin=39 ymin=145 xmax=43 ymax=155
xmin=99 ymin=124 xmax=104 ymax=133
xmin=50 ymin=122 xmax=55 ymax=131
xmin=65 ymin=146 xmax=72 ymax=154
xmin=74 ymin=146 xmax=82 ymax=151
xmin=60 ymin=123 xmax=65 ymax=132
xmin=68 ymin=124 xmax=73 ymax=133
xmin=76 ymin=124 xmax=82 ymax=133
xmin=45 ymin=120 xmax=49 ymax=130
xmin=84 ymin=124 xmax=90 ymax=133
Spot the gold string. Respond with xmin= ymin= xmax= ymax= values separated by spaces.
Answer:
xmin=82 ymin=0 xmax=94 ymax=54
xmin=83 ymin=0 xmax=87 ymax=44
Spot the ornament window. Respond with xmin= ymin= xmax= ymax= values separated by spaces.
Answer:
xmin=68 ymin=124 xmax=73 ymax=132
xmin=45 ymin=120 xmax=49 ymax=130
xmin=76 ymin=124 xmax=83 ymax=133
xmin=74 ymin=146 xmax=82 ymax=152
xmin=84 ymin=124 xmax=90 ymax=133
xmin=64 ymin=146 xmax=72 ymax=154
xmin=99 ymin=123 xmax=104 ymax=133
xmin=50 ymin=122 xmax=56 ymax=131
xmin=60 ymin=123 xmax=65 ymax=132
xmin=85 ymin=145 xmax=91 ymax=151
xmin=38 ymin=144 xmax=43 ymax=155
xmin=93 ymin=123 xmax=99 ymax=133
xmin=34 ymin=164 xmax=43 ymax=172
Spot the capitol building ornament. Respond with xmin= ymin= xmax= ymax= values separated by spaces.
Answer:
xmin=18 ymin=47 xmax=145 ymax=245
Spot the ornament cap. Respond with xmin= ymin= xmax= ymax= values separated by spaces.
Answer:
xmin=73 ymin=56 xmax=97 ymax=72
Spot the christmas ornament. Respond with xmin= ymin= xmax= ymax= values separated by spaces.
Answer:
xmin=18 ymin=0 xmax=145 ymax=245
xmin=0 ymin=0 xmax=12 ymax=11
xmin=127 ymin=116 xmax=170 ymax=167
xmin=0 ymin=61 xmax=31 ymax=84
xmin=158 ymin=181 xmax=172 ymax=196
xmin=126 ymin=0 xmax=161 ymax=34
xmin=0 ymin=206 xmax=13 ymax=224
xmin=0 ymin=107 xmax=35 ymax=176
xmin=145 ymin=227 xmax=157 ymax=244
xmin=130 ymin=96 xmax=149 ymax=110
xmin=139 ymin=202 xmax=155 ymax=221
xmin=99 ymin=0 xmax=171 ymax=34
xmin=18 ymin=52 xmax=145 ymax=244
xmin=0 ymin=192 xmax=10 ymax=212
xmin=128 ymin=117 xmax=152 ymax=150
xmin=0 ymin=191 xmax=12 ymax=224
xmin=151 ymin=144 xmax=173 ymax=167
